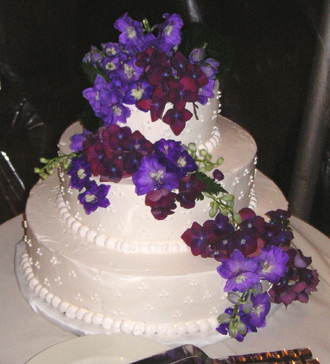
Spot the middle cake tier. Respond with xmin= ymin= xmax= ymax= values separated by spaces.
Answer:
xmin=58 ymin=116 xmax=257 ymax=247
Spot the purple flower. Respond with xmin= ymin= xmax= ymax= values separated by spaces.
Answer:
xmin=78 ymin=180 xmax=110 ymax=214
xmin=117 ymin=56 xmax=143 ymax=82
xmin=269 ymin=267 xmax=319 ymax=306
xmin=153 ymin=139 xmax=197 ymax=178
xmin=67 ymin=155 xmax=91 ymax=190
xmin=157 ymin=13 xmax=183 ymax=53
xmin=239 ymin=215 xmax=265 ymax=240
xmin=70 ymin=129 xmax=90 ymax=152
xmin=269 ymin=248 xmax=319 ymax=306
xmin=132 ymin=156 xmax=178 ymax=195
xmin=198 ymin=79 xmax=216 ymax=104
xmin=163 ymin=107 xmax=193 ymax=136
xmin=145 ymin=188 xmax=177 ymax=220
xmin=266 ymin=209 xmax=291 ymax=223
xmin=102 ymin=124 xmax=132 ymax=156
xmin=256 ymin=246 xmax=289 ymax=283
xmin=217 ymin=250 xmax=260 ymax=292
xmin=108 ymin=103 xmax=131 ymax=125
xmin=171 ymin=51 xmax=188 ymax=77
xmin=82 ymin=46 xmax=103 ymax=67
xmin=123 ymin=80 xmax=152 ymax=104
xmin=83 ymin=75 xmax=126 ymax=126
xmin=177 ymin=174 xmax=206 ymax=209
xmin=114 ymin=13 xmax=144 ymax=51
xmin=265 ymin=224 xmax=294 ymax=247
xmin=232 ymin=230 xmax=259 ymax=258
xmin=102 ymin=57 xmax=121 ymax=77
xmin=120 ymin=130 xmax=153 ymax=155
xmin=167 ymin=76 xmax=199 ymax=112
xmin=181 ymin=221 xmax=216 ymax=257
xmin=245 ymin=292 xmax=270 ymax=328
xmin=101 ymin=42 xmax=121 ymax=57
xmin=137 ymin=86 xmax=168 ymax=122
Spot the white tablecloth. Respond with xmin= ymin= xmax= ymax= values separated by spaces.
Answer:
xmin=1 ymin=214 xmax=329 ymax=363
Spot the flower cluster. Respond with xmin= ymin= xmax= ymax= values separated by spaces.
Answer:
xmin=132 ymin=139 xmax=204 ymax=219
xmin=68 ymin=123 xmax=215 ymax=220
xmin=81 ymin=13 xmax=219 ymax=134
xmin=67 ymin=154 xmax=110 ymax=214
xmin=182 ymin=208 xmax=319 ymax=341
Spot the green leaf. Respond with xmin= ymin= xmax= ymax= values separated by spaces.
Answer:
xmin=179 ymin=22 xmax=232 ymax=77
xmin=77 ymin=102 xmax=101 ymax=132
xmin=195 ymin=171 xmax=227 ymax=196
xmin=81 ymin=62 xmax=111 ymax=85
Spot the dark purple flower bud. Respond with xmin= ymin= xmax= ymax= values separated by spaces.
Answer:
xmin=213 ymin=169 xmax=224 ymax=181
xmin=189 ymin=47 xmax=205 ymax=64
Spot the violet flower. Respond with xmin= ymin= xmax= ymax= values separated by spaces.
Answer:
xmin=157 ymin=13 xmax=183 ymax=53
xmin=217 ymin=250 xmax=260 ymax=292
xmin=244 ymin=291 xmax=270 ymax=329
xmin=78 ymin=180 xmax=110 ymax=214
xmin=256 ymin=246 xmax=289 ymax=283
xmin=132 ymin=155 xmax=178 ymax=195
xmin=114 ymin=13 xmax=144 ymax=51
xmin=67 ymin=155 xmax=91 ymax=190
xmin=70 ymin=129 xmax=90 ymax=152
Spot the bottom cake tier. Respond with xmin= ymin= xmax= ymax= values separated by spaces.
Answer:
xmin=20 ymin=170 xmax=287 ymax=342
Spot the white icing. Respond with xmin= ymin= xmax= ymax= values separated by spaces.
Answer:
xmin=22 ymin=87 xmax=288 ymax=340
xmin=22 ymin=170 xmax=287 ymax=338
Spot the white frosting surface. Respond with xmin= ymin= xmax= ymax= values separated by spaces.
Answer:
xmin=23 ymin=170 xmax=287 ymax=340
xmin=22 ymin=89 xmax=287 ymax=342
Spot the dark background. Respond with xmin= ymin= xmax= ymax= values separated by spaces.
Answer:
xmin=1 ymin=0 xmax=329 ymax=235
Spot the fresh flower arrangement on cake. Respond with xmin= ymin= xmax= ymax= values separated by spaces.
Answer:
xmin=35 ymin=13 xmax=319 ymax=341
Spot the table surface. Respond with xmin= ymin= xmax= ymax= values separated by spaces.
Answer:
xmin=1 ymin=214 xmax=329 ymax=364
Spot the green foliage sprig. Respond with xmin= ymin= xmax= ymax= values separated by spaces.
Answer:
xmin=188 ymin=143 xmax=241 ymax=225
xmin=34 ymin=153 xmax=77 ymax=180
